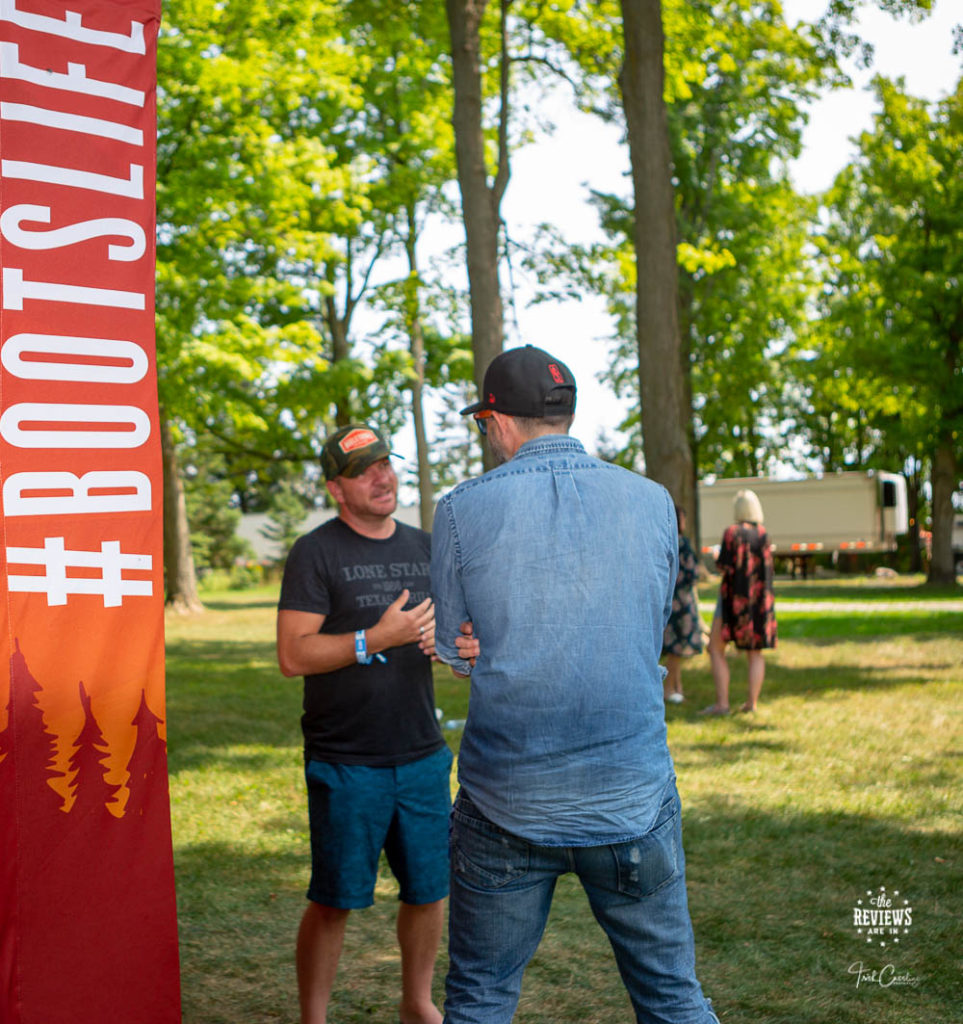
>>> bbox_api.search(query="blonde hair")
[733,489,763,525]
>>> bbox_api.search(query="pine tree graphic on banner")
[0,688,12,779]
[6,639,66,811]
[125,689,167,818]
[67,681,122,818]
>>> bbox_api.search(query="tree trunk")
[446,0,508,469]
[619,0,693,512]
[324,295,354,426]
[905,461,923,575]
[402,211,436,531]
[927,439,958,585]
[410,323,435,531]
[160,414,204,613]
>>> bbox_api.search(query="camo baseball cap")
[320,424,395,480]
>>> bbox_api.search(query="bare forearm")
[279,627,386,677]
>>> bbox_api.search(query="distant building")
[238,505,425,563]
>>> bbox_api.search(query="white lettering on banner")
[0,4,157,611]
[5,537,152,606]
[2,160,144,199]
[0,403,151,448]
[0,0,146,54]
[2,333,148,383]
[2,267,145,310]
[0,102,143,145]
[1,205,146,261]
[0,42,145,106]
[4,471,151,516]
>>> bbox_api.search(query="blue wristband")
[355,629,370,664]
[354,630,385,665]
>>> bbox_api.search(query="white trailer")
[697,471,909,568]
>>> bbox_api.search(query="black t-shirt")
[278,517,444,767]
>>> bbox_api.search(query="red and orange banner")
[0,2,181,1021]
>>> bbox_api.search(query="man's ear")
[490,410,513,435]
[491,410,519,446]
[326,478,343,505]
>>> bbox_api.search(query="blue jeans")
[444,785,719,1024]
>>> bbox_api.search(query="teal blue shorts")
[305,745,452,909]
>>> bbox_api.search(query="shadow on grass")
[166,590,960,1022]
[175,840,307,1024]
[165,637,277,665]
[516,803,960,1024]
[771,581,962,602]
[778,613,963,640]
[166,638,301,774]
[665,662,955,726]
[172,807,960,1024]
[762,661,955,702]
[681,736,791,762]
[199,597,280,613]
[175,838,446,1024]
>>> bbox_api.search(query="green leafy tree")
[442,0,602,470]
[156,0,350,609]
[183,458,254,573]
[339,0,466,526]
[814,75,963,583]
[260,481,312,567]
[530,0,938,535]
[531,2,829,508]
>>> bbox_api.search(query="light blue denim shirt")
[431,434,678,846]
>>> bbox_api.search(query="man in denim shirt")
[431,346,719,1023]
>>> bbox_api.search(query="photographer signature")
[848,962,920,989]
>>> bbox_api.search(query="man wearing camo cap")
[278,424,451,1024]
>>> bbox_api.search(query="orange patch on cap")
[339,428,379,452]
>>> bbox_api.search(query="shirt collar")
[512,434,586,460]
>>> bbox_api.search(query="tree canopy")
[153,0,962,592]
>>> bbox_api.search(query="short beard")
[488,432,510,465]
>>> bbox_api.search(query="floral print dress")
[662,535,704,657]
[716,523,777,650]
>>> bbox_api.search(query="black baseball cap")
[321,424,395,480]
[460,345,577,418]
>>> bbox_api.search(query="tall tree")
[342,0,461,526]
[618,0,693,509]
[533,0,936,521]
[446,0,510,458]
[539,1,825,512]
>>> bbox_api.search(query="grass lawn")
[166,578,962,1023]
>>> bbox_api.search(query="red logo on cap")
[488,392,496,405]
[548,363,565,384]
[339,428,378,453]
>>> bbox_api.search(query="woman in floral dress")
[701,489,777,715]
[662,506,704,703]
